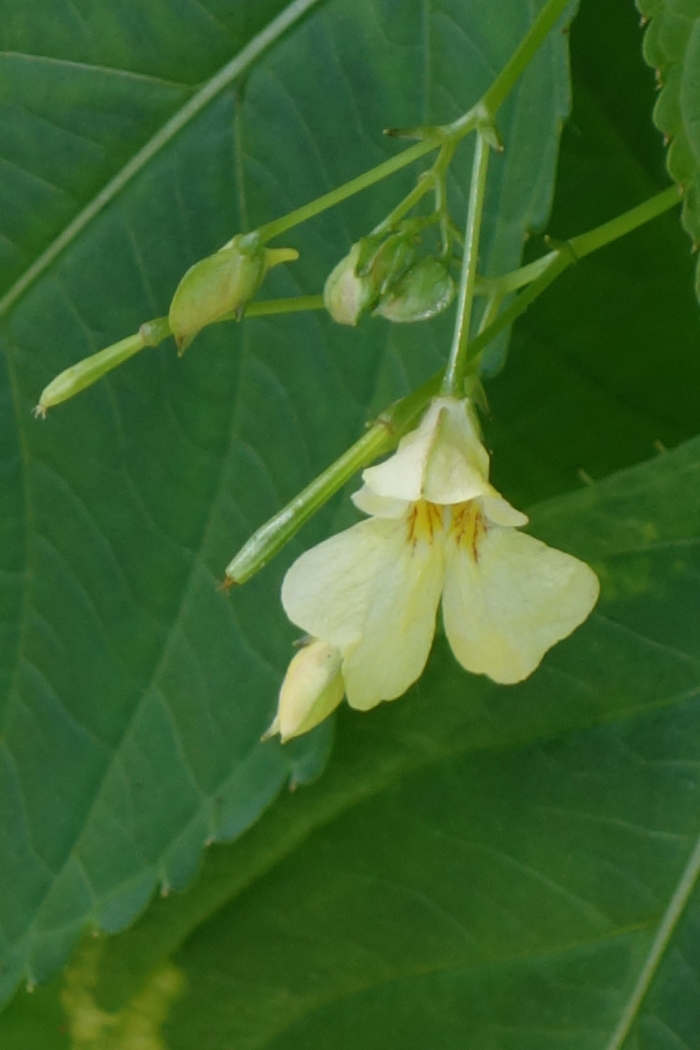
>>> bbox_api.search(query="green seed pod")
[323,234,416,326]
[169,232,298,352]
[373,257,456,323]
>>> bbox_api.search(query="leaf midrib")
[603,831,700,1050]
[0,0,326,321]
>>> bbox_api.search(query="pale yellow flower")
[277,396,599,723]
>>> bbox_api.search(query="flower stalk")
[441,131,492,397]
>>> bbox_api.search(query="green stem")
[441,133,491,396]
[464,185,681,369]
[465,251,570,367]
[570,184,680,258]
[256,138,443,244]
[477,290,504,335]
[244,294,325,318]
[476,250,558,296]
[255,0,575,246]
[481,0,571,117]
[371,142,456,239]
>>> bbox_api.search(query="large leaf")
[160,432,700,1050]
[0,0,576,1006]
[636,0,700,295]
[22,409,700,1050]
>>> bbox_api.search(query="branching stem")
[225,184,681,585]
[255,0,575,245]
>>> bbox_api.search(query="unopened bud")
[374,257,455,323]
[324,235,415,326]
[263,639,345,743]
[169,233,298,352]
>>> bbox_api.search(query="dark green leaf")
[42,421,700,1050]
[0,0,575,1005]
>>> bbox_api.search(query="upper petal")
[422,398,491,504]
[361,399,443,503]
[361,396,491,505]
[282,514,445,711]
[442,526,600,685]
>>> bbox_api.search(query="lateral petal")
[443,526,599,684]
[480,493,529,527]
[282,514,445,710]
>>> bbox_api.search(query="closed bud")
[169,233,298,352]
[374,257,456,323]
[263,639,345,743]
[324,234,415,326]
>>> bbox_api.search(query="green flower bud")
[323,234,416,326]
[323,242,373,327]
[169,232,298,352]
[374,257,456,323]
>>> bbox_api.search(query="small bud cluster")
[324,231,455,327]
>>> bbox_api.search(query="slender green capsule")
[35,332,148,417]
[224,372,442,587]
[225,424,393,586]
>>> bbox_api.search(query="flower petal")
[361,401,442,503]
[480,493,529,527]
[282,514,444,710]
[423,398,491,504]
[443,526,600,684]
[362,396,491,505]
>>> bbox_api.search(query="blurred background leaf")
[0,0,576,1013]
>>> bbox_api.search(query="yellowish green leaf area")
[636,0,700,293]
[0,0,576,1014]
[61,941,183,1050]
